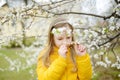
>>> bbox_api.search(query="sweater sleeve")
[76,53,92,80]
[36,56,67,80]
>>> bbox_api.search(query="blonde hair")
[38,18,77,72]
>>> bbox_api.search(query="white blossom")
[118,74,120,77]
[105,56,111,65]
[117,56,120,62]
[91,31,98,37]
[111,62,120,69]
[109,26,115,31]
[93,54,99,59]
[102,28,106,34]
[99,52,104,55]
[51,27,72,36]
[95,61,107,68]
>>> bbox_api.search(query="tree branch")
[52,11,106,18]
[111,38,118,59]
[98,32,120,47]
[114,0,119,4]
[45,11,119,20]
[47,0,75,10]
[38,0,120,20]
[36,0,70,6]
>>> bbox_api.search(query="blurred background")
[0,0,120,80]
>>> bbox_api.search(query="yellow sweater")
[37,47,92,80]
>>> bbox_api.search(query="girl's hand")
[58,45,68,58]
[74,44,86,56]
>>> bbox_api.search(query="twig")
[39,8,120,20]
[114,0,119,4]
[26,17,35,29]
[35,0,69,6]
[27,14,50,18]
[98,32,120,46]
[111,38,118,59]
[47,0,75,10]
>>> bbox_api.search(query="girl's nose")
[63,40,67,44]
[62,38,67,44]
[63,39,70,46]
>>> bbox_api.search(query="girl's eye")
[67,37,71,39]
[58,38,63,40]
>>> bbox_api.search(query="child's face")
[53,26,72,48]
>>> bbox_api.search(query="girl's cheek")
[68,39,72,43]
[58,41,63,46]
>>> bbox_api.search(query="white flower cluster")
[51,27,72,36]
[105,56,111,66]
[95,61,107,68]
[93,54,99,59]
[118,74,120,78]
[111,56,120,69]
[111,62,120,69]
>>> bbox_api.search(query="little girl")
[36,18,92,80]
